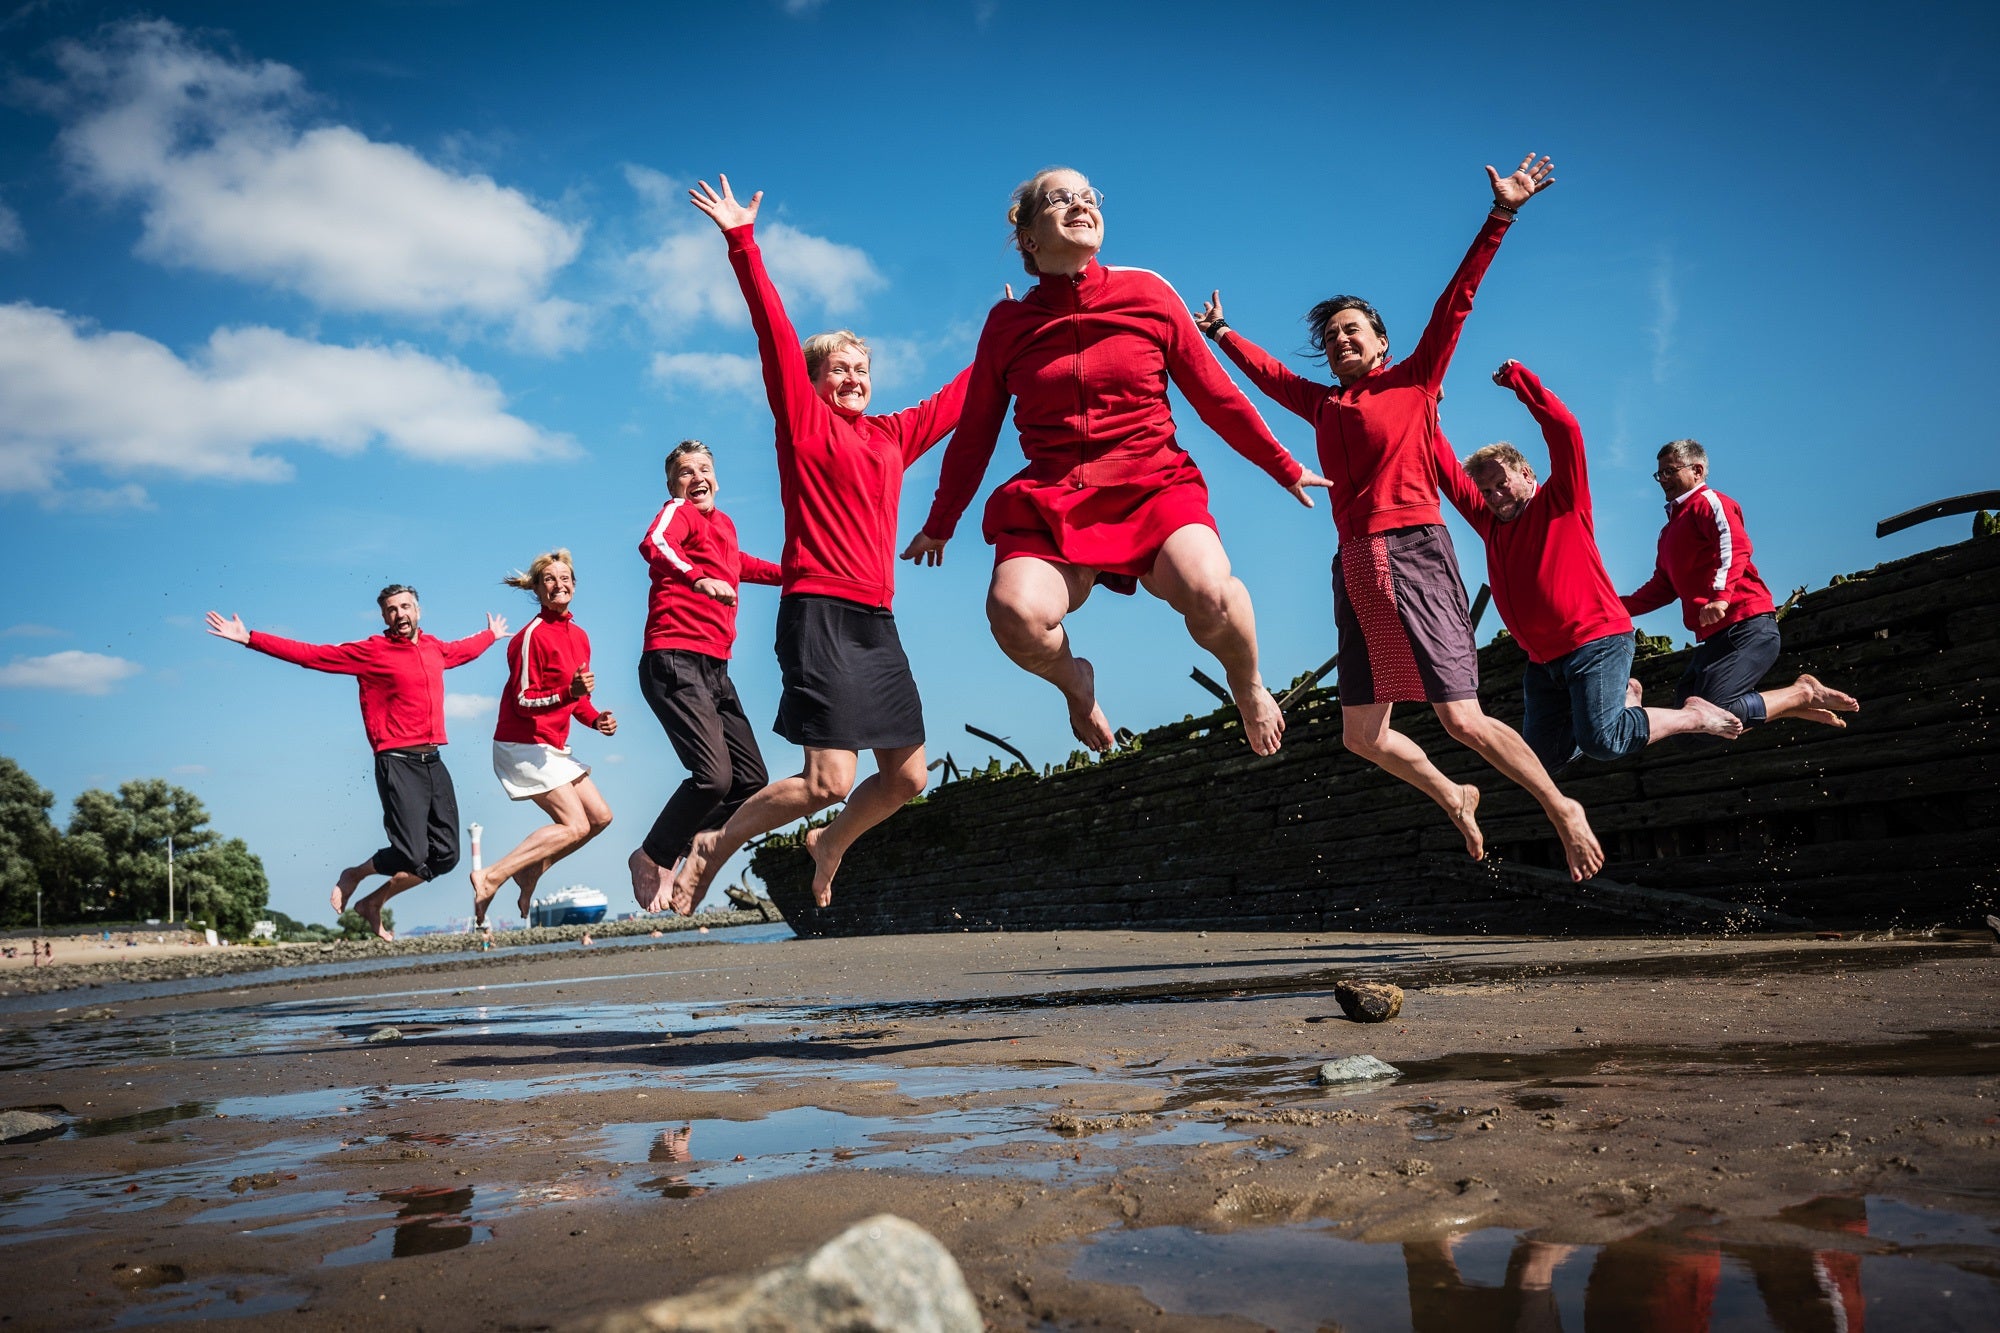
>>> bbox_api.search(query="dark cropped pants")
[370,747,460,881]
[637,649,768,866]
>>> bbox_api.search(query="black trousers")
[637,649,768,865]
[371,747,460,881]
[1674,612,1782,725]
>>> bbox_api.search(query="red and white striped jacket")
[493,610,602,747]
[639,498,782,659]
[1621,482,1776,641]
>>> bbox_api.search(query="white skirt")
[492,740,589,800]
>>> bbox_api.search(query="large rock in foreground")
[584,1214,980,1333]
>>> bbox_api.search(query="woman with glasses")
[1198,154,1604,884]
[670,174,970,915]
[905,167,1328,759]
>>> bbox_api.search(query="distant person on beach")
[628,440,782,912]
[1199,154,1604,882]
[906,166,1329,759]
[670,174,970,914]
[474,549,617,929]
[1621,441,1859,728]
[1433,360,1746,768]
[205,587,505,940]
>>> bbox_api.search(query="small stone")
[366,1027,403,1043]
[78,1007,116,1021]
[0,1110,64,1143]
[1317,1055,1402,1085]
[1396,1158,1432,1177]
[110,1263,186,1291]
[1334,981,1404,1023]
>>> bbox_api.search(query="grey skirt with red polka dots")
[1331,524,1480,705]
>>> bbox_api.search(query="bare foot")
[627,848,659,910]
[468,867,500,927]
[354,897,394,942]
[1550,796,1604,882]
[1796,674,1859,719]
[1232,678,1286,756]
[514,862,543,922]
[1682,696,1745,739]
[1625,677,1643,709]
[1063,657,1115,752]
[803,826,841,908]
[1793,707,1847,728]
[1449,783,1484,861]
[331,865,365,915]
[671,830,721,917]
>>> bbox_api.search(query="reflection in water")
[1077,1196,1997,1331]
[638,1125,710,1199]
[321,1186,488,1267]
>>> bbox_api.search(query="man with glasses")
[205,585,507,940]
[1621,441,1858,728]
[1435,361,1747,772]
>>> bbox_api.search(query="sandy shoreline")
[1,926,1996,1330]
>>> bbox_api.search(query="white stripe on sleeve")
[647,498,697,576]
[1700,489,1731,593]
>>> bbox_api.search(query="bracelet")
[1205,320,1229,341]
[1490,200,1518,218]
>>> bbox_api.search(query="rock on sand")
[583,1214,980,1333]
[1334,980,1404,1023]
[0,1110,64,1143]
[1318,1054,1402,1085]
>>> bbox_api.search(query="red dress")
[922,261,1303,593]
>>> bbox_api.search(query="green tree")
[176,837,270,939]
[0,756,61,928]
[62,779,217,924]
[338,907,394,940]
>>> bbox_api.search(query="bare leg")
[1141,524,1283,756]
[1757,674,1860,728]
[349,872,421,941]
[801,744,927,907]
[471,778,613,926]
[1434,698,1604,881]
[672,749,858,916]
[986,557,1113,751]
[1343,702,1485,861]
[1645,696,1744,741]
[627,848,677,914]
[332,860,374,915]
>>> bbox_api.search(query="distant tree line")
[0,755,272,940]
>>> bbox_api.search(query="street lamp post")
[167,833,175,925]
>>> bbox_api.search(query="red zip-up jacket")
[247,627,495,752]
[493,609,601,747]
[922,260,1303,541]
[1621,483,1776,641]
[640,498,783,658]
[1434,363,1634,664]
[725,224,969,611]
[1217,212,1512,546]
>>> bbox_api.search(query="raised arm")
[691,176,823,453]
[1160,278,1309,498]
[1433,429,1487,530]
[1497,359,1584,512]
[1403,153,1554,391]
[1204,290,1329,426]
[883,364,973,467]
[917,308,1014,547]
[440,619,502,669]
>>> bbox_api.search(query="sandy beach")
[2,925,1996,1330]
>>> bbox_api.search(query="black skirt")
[772,594,925,751]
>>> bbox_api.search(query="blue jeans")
[1522,631,1651,771]
[1674,612,1779,725]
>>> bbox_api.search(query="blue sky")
[1,1,1994,929]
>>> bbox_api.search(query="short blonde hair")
[803,331,868,382]
[1008,166,1078,275]
[502,548,575,593]
[1464,442,1536,482]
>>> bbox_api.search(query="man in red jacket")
[1436,362,1745,769]
[1621,442,1857,728]
[205,586,506,940]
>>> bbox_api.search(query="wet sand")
[2,927,1996,1330]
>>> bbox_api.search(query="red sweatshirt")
[246,627,495,752]
[726,224,969,611]
[1434,363,1634,664]
[640,498,783,658]
[1621,483,1776,640]
[922,260,1303,542]
[1218,212,1512,545]
[493,609,602,746]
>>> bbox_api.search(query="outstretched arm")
[1203,291,1328,426]
[1161,280,1310,497]
[220,616,377,675]
[1495,359,1585,512]
[205,611,250,645]
[694,174,822,455]
[1403,153,1555,391]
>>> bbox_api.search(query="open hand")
[593,711,618,736]
[694,577,737,605]
[204,611,249,645]
[1195,290,1226,336]
[1287,469,1332,509]
[688,174,761,232]
[1486,152,1555,209]
[900,532,948,567]
[487,611,510,639]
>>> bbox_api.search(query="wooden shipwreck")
[750,533,2000,936]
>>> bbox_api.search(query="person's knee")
[1172,574,1233,627]
[885,764,927,803]
[430,846,461,876]
[1438,708,1487,747]
[1342,727,1383,762]
[802,771,853,806]
[587,808,614,836]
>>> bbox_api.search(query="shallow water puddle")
[1073,1195,2000,1332]
[320,1185,502,1266]
[0,1136,338,1232]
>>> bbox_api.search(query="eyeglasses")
[1042,187,1104,210]
[1652,464,1691,480]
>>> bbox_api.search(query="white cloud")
[0,302,573,498]
[0,649,141,694]
[443,692,497,720]
[38,19,582,334]
[0,200,22,253]
[622,166,884,332]
[0,624,62,638]
[649,351,762,398]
